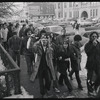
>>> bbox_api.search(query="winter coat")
[20,36,34,56]
[85,40,100,70]
[57,45,70,74]
[30,41,56,82]
[69,43,81,71]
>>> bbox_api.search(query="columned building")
[55,2,100,20]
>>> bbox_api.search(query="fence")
[0,44,21,98]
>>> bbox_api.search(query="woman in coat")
[84,31,100,96]
[57,40,73,93]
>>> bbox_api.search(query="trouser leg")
[75,71,81,85]
[58,73,64,85]
[94,69,100,91]
[63,73,73,91]
[38,71,45,96]
[16,53,20,67]
[44,69,51,91]
[25,55,32,74]
[87,70,94,93]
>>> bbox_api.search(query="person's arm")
[84,42,95,56]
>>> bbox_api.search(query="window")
[58,3,60,9]
[69,2,72,7]
[64,12,67,18]
[90,9,92,17]
[58,12,60,18]
[96,9,98,16]
[69,11,72,17]
[64,3,67,8]
[93,9,95,17]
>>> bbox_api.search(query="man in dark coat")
[69,35,83,90]
[8,31,22,67]
[84,31,100,96]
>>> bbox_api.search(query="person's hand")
[59,56,62,60]
[93,40,97,46]
[64,58,69,61]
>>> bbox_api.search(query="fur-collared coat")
[30,41,56,82]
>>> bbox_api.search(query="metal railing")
[0,44,21,98]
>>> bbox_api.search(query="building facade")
[26,2,55,20]
[54,2,100,20]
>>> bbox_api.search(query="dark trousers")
[87,69,100,93]
[70,70,81,85]
[9,50,20,67]
[59,73,73,91]
[38,68,51,96]
[2,42,8,51]
[25,55,34,74]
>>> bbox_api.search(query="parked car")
[44,25,75,36]
[78,20,93,27]
[85,23,100,31]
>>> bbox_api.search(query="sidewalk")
[20,52,90,98]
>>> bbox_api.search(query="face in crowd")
[90,33,98,42]
[27,30,32,37]
[63,41,68,49]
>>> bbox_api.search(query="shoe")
[88,91,97,97]
[78,85,83,90]
[54,88,60,93]
[46,90,53,98]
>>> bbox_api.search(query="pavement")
[20,52,90,98]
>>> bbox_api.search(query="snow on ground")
[4,86,34,98]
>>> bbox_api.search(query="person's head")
[63,40,69,49]
[89,31,99,42]
[29,24,33,29]
[3,23,7,29]
[40,36,48,47]
[74,35,82,42]
[23,24,26,28]
[24,28,32,37]
[13,31,17,36]
[74,35,82,47]
[40,29,47,38]
[61,28,66,35]
[15,23,20,28]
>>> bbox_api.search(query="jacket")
[30,41,56,82]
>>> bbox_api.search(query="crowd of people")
[0,21,100,98]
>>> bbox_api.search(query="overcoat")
[84,40,100,70]
[30,41,56,82]
[69,43,81,71]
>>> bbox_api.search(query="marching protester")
[28,31,57,98]
[57,40,73,93]
[69,35,83,90]
[19,24,27,39]
[84,31,100,96]
[20,28,35,75]
[7,23,14,42]
[8,31,22,67]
